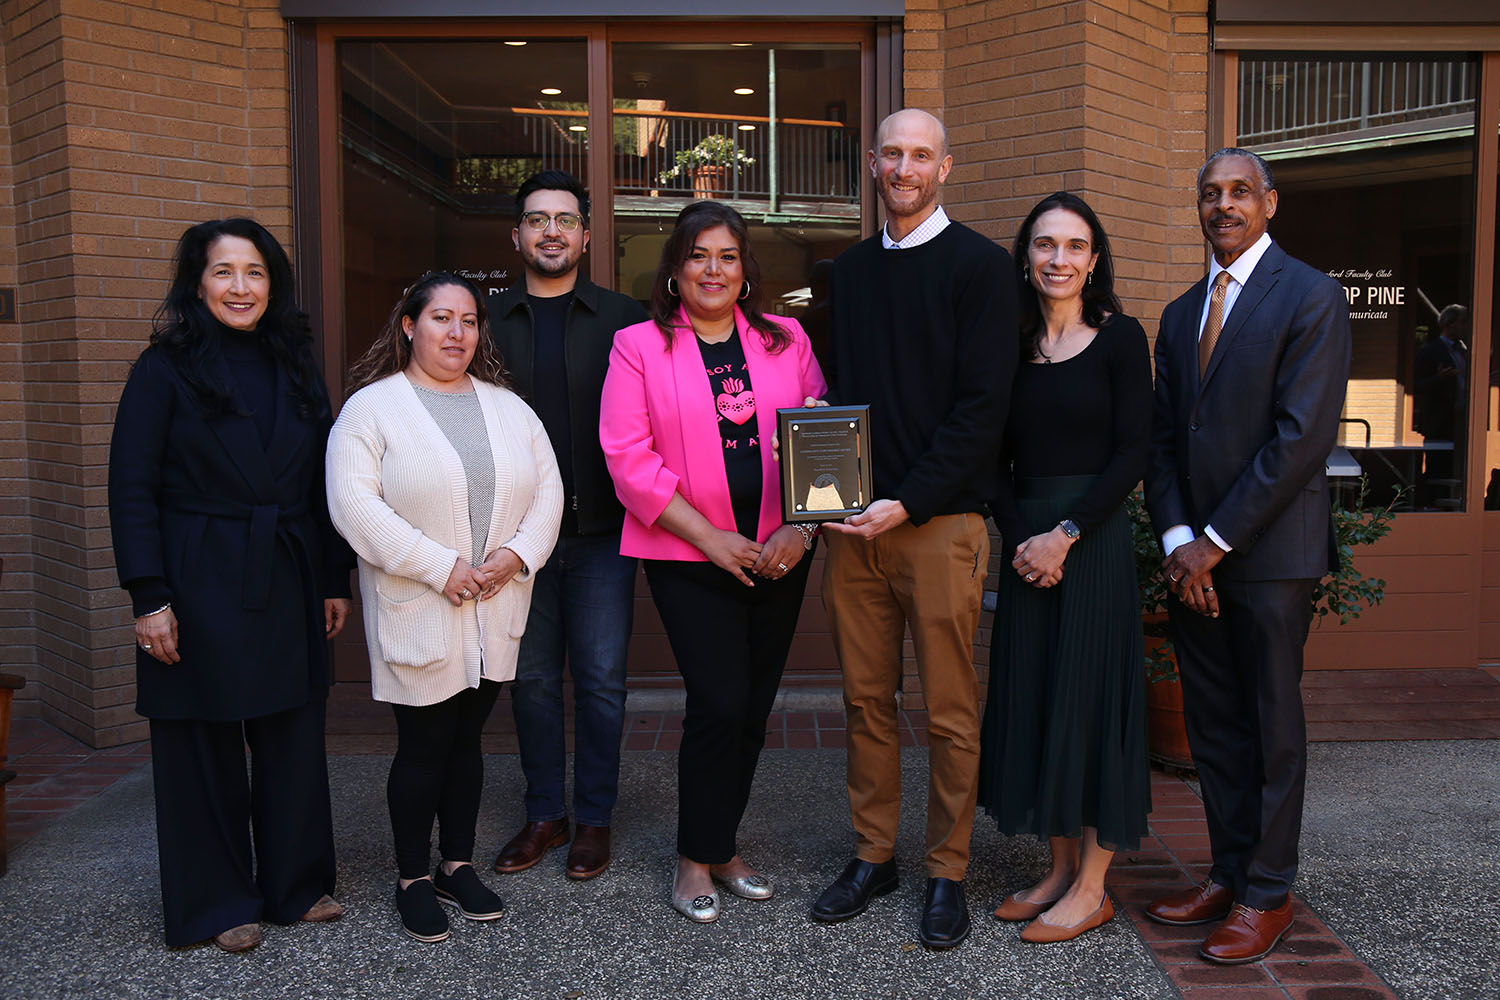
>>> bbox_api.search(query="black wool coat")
[108,345,353,721]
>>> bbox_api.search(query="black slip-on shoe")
[810,858,899,923]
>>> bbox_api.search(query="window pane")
[339,39,589,366]
[610,41,863,371]
[1240,52,1478,511]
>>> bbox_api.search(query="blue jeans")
[510,533,636,827]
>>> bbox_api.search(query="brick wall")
[0,0,294,746]
[0,7,22,708]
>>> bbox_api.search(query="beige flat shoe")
[213,922,262,953]
[993,890,1063,922]
[1020,894,1115,943]
[301,894,344,922]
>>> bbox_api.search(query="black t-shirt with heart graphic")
[697,329,762,540]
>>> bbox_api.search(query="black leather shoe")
[809,858,899,923]
[918,877,971,950]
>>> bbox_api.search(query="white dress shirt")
[1161,231,1275,558]
[881,205,950,250]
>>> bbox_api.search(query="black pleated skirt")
[978,475,1151,850]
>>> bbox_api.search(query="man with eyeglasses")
[488,170,648,882]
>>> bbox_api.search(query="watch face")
[1060,519,1081,539]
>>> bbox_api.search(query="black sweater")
[990,313,1153,553]
[826,222,1018,524]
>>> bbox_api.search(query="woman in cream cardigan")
[327,272,562,943]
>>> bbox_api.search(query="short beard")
[523,249,579,278]
[878,181,935,220]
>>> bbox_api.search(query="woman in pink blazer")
[600,201,827,924]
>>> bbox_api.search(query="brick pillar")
[897,0,1210,707]
[0,0,293,747]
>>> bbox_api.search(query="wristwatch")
[1057,518,1082,540]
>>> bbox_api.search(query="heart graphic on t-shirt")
[715,377,756,424]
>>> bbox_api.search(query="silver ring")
[460,588,473,599]
[141,642,153,651]
[1026,573,1036,581]
[1170,574,1182,584]
[777,562,788,572]
[1204,585,1215,593]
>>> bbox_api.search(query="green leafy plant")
[1312,475,1404,624]
[1126,476,1403,683]
[657,133,755,184]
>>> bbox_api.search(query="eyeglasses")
[520,211,583,233]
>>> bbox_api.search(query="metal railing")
[342,102,861,209]
[1238,55,1475,147]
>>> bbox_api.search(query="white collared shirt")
[882,205,950,250]
[1197,231,1272,340]
[1162,231,1275,558]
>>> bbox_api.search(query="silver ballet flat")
[670,888,720,923]
[712,870,775,900]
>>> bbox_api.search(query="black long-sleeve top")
[825,222,1018,524]
[990,313,1152,554]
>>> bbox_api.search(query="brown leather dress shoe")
[565,824,611,880]
[493,817,571,874]
[1145,877,1234,926]
[1199,899,1294,964]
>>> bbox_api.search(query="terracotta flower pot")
[691,165,724,199]
[1144,620,1195,774]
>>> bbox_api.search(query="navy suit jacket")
[1145,241,1352,581]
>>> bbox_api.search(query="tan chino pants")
[822,512,988,881]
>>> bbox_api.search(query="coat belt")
[162,489,311,611]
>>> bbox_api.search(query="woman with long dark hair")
[108,218,353,952]
[600,201,826,923]
[978,192,1153,943]
[327,271,562,943]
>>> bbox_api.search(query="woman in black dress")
[978,192,1152,943]
[108,218,353,952]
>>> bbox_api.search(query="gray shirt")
[412,384,494,566]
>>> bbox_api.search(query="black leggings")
[388,680,501,879]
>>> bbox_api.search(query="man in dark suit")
[1144,148,1351,965]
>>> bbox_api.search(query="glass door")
[609,41,865,371]
[338,37,590,365]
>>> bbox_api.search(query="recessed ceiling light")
[734,88,755,96]
[568,125,587,132]
[737,124,757,131]
[504,40,527,46]
[540,88,562,95]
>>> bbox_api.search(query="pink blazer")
[600,307,828,561]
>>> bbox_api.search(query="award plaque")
[778,405,872,524]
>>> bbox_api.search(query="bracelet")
[137,602,171,619]
[792,523,818,550]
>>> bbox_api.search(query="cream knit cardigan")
[326,373,563,707]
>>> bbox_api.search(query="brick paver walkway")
[4,710,1406,1000]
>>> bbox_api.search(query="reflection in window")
[338,39,588,368]
[1239,52,1478,511]
[611,42,863,374]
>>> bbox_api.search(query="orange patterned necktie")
[1199,271,1232,378]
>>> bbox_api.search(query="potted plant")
[1127,477,1403,773]
[658,133,755,199]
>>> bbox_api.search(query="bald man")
[810,109,1018,949]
